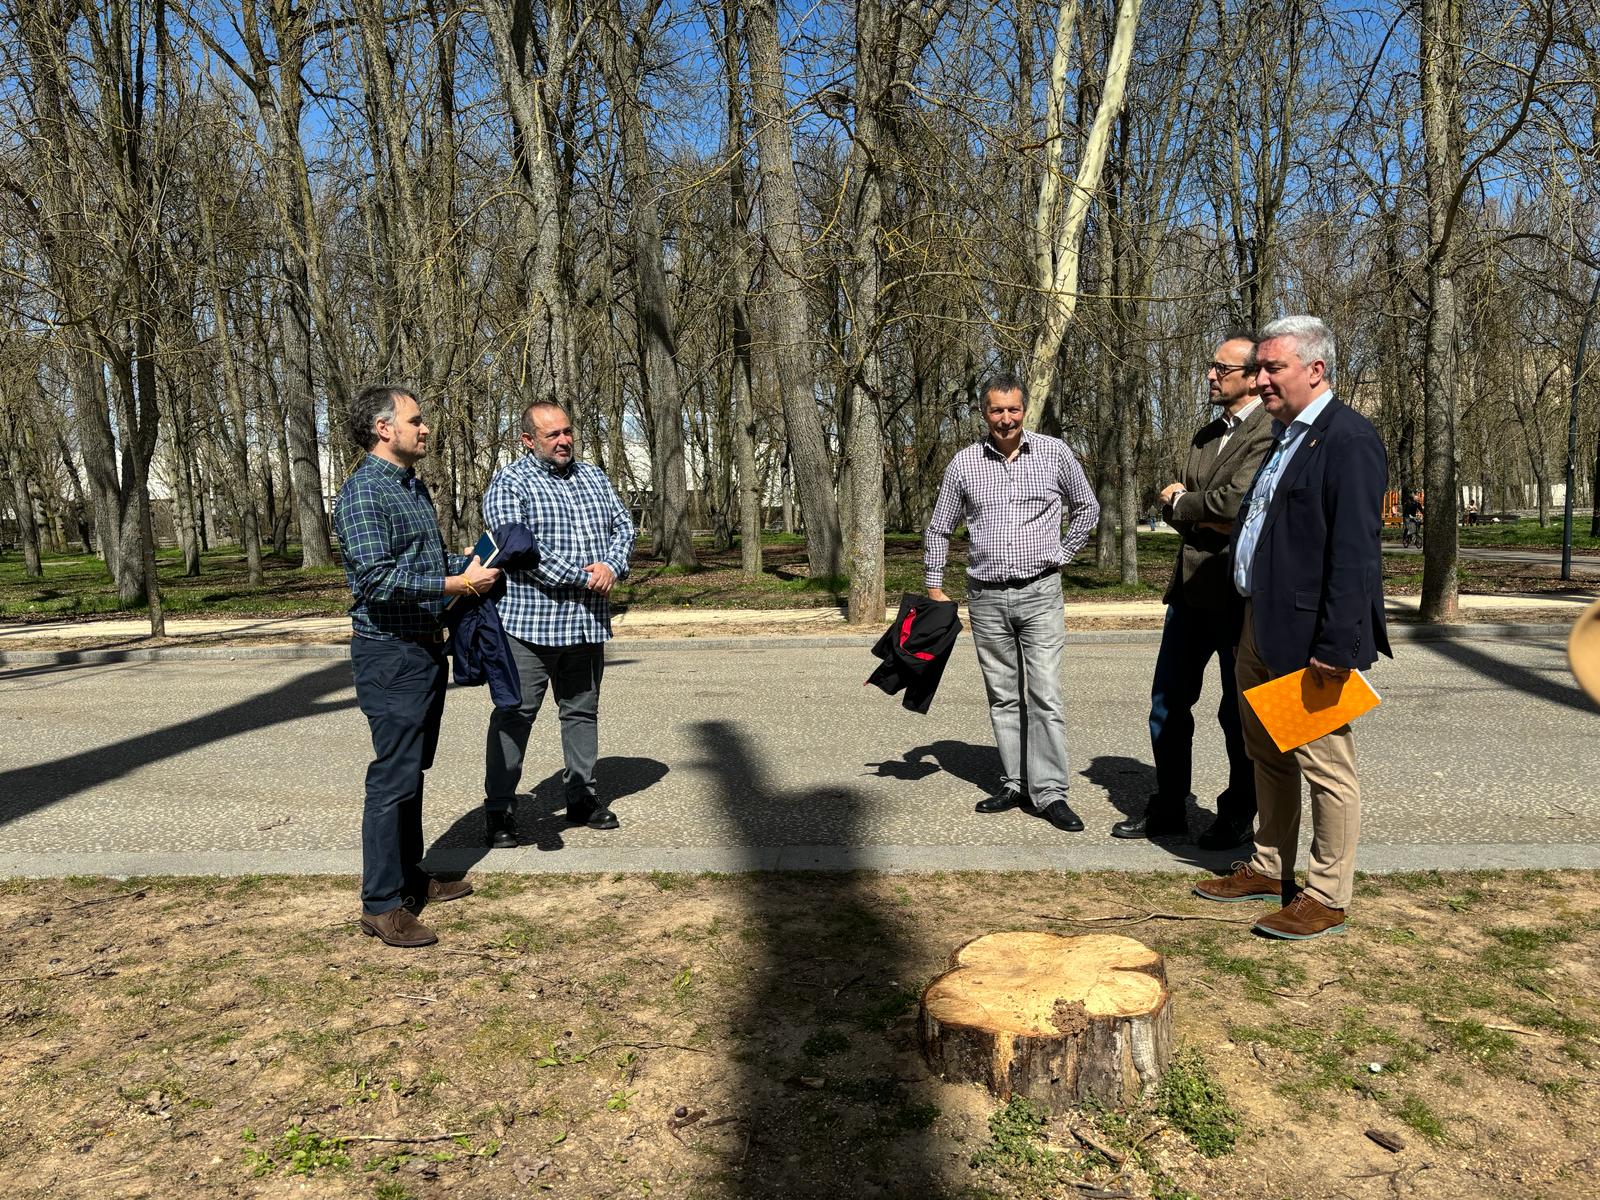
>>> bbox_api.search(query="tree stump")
[920,931,1172,1109]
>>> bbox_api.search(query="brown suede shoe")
[360,907,438,947]
[1193,862,1282,903]
[1254,893,1346,940]
[424,876,473,904]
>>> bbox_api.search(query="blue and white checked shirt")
[924,431,1100,589]
[333,454,467,640]
[1234,390,1334,596]
[483,453,635,646]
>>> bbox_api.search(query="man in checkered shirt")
[925,373,1100,833]
[481,400,636,846]
[335,386,500,948]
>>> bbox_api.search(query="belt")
[979,567,1057,589]
[396,628,447,646]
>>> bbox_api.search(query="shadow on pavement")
[865,738,998,796]
[1412,635,1591,713]
[0,662,357,829]
[697,718,947,1197]
[427,755,669,866]
[1081,754,1238,872]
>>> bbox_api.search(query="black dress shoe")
[565,796,598,826]
[1110,813,1188,840]
[485,810,519,849]
[974,789,1026,814]
[586,807,620,830]
[1040,799,1084,832]
[1196,814,1255,851]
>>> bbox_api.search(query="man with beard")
[1113,333,1273,848]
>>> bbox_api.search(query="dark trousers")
[484,638,605,813]
[351,635,446,915]
[1148,600,1256,821]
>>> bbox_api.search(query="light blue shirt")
[1233,390,1334,596]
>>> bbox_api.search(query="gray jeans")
[966,572,1070,804]
[484,636,605,812]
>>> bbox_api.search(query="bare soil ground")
[2,870,1596,1200]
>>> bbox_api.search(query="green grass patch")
[1394,1095,1448,1142]
[1154,1049,1239,1157]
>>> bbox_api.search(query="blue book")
[470,528,500,567]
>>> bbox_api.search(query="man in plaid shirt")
[335,386,500,947]
[481,400,636,845]
[925,373,1100,833]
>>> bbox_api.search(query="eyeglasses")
[1209,362,1252,377]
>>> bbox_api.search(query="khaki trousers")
[1235,601,1362,909]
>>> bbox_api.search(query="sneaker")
[1254,892,1347,940]
[1193,862,1281,903]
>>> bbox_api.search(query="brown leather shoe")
[1254,892,1346,940]
[1193,862,1282,903]
[360,907,438,947]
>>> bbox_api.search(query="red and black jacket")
[865,593,963,714]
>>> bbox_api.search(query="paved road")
[1,635,1595,878]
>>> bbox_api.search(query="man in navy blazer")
[1194,316,1390,940]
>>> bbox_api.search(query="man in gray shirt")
[925,373,1101,832]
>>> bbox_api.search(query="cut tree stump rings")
[920,931,1172,1109]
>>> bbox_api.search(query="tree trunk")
[921,932,1172,1109]
[1419,0,1462,622]
[1025,0,1142,430]
[746,0,842,579]
[723,0,762,578]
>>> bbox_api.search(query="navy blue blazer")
[446,523,541,707]
[1232,395,1392,676]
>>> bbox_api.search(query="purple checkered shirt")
[924,431,1100,589]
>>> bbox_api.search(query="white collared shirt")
[1233,390,1334,596]
[1216,398,1263,454]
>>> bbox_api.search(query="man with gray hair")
[925,373,1100,832]
[1193,316,1390,939]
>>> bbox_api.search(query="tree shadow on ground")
[1411,635,1592,713]
[427,755,668,867]
[0,662,357,829]
[696,718,952,1198]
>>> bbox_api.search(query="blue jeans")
[484,637,605,813]
[1147,600,1255,821]
[350,636,447,915]
[967,573,1069,804]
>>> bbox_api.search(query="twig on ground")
[1271,976,1344,999]
[1070,1126,1126,1165]
[440,948,520,961]
[396,993,437,1004]
[354,1020,415,1036]
[68,889,146,910]
[0,963,100,984]
[584,1040,710,1058]
[340,1131,468,1143]
[1424,1014,1542,1037]
[832,973,866,998]
[1035,911,1254,928]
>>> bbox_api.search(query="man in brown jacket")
[1112,332,1274,848]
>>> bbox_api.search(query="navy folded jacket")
[445,523,541,708]
[865,593,962,714]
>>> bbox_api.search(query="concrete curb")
[0,842,1593,880]
[0,622,1571,666]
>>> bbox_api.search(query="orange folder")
[1242,668,1381,753]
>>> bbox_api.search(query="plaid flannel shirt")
[483,453,635,646]
[924,431,1100,589]
[333,454,468,640]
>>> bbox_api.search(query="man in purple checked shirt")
[925,373,1100,832]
